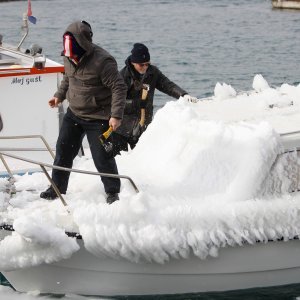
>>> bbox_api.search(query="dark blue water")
[1,0,300,299]
[119,284,300,300]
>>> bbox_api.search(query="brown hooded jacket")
[54,21,126,121]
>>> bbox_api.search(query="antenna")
[16,13,29,51]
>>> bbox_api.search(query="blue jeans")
[51,108,120,194]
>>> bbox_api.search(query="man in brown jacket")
[40,21,127,204]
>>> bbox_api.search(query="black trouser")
[51,108,120,194]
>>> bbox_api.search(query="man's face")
[132,62,150,75]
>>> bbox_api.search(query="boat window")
[0,53,20,66]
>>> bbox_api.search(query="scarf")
[63,34,85,64]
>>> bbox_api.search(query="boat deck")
[0,46,64,76]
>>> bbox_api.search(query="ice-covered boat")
[2,4,300,298]
[1,133,300,295]
[272,0,300,9]
[0,125,300,296]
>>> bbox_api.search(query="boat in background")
[272,0,300,9]
[0,12,64,175]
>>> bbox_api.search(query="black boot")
[40,187,59,200]
[106,193,119,204]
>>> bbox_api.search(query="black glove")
[129,123,146,148]
[132,123,142,138]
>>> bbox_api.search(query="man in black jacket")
[114,43,197,153]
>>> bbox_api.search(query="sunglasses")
[137,62,150,67]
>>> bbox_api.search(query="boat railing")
[279,130,300,152]
[0,131,299,206]
[0,134,139,206]
[0,151,139,207]
[280,130,300,137]
[0,135,55,178]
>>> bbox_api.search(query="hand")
[183,94,199,103]
[109,117,121,131]
[48,97,60,108]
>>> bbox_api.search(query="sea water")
[1,0,300,299]
[1,0,300,102]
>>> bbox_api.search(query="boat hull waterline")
[2,239,300,296]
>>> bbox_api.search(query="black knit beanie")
[130,43,150,63]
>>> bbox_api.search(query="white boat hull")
[272,0,300,9]
[2,239,300,296]
[0,45,64,174]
